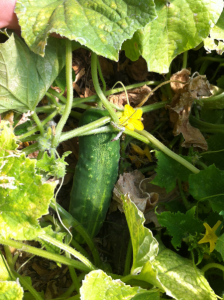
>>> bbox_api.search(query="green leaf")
[215,233,224,260]
[0,281,23,300]
[0,33,65,113]
[122,0,223,73]
[151,151,192,193]
[80,270,159,300]
[189,165,224,212]
[122,194,158,275]
[0,121,57,240]
[36,151,71,178]
[138,246,216,299]
[152,248,216,300]
[156,207,204,249]
[204,37,224,55]
[201,133,224,170]
[15,0,157,60]
[210,10,224,40]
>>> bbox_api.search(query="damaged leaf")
[169,70,211,150]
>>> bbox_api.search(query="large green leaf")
[150,248,216,300]
[0,281,23,300]
[15,0,157,60]
[80,270,160,300]
[122,0,223,73]
[122,194,158,275]
[0,33,65,113]
[0,121,56,240]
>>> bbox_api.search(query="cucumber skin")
[69,108,120,240]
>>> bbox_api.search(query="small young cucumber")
[69,108,120,241]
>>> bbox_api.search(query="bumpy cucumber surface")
[69,108,120,240]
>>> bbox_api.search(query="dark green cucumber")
[69,108,120,241]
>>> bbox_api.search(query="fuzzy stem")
[59,116,111,143]
[65,236,81,293]
[91,52,119,123]
[52,39,73,148]
[97,58,106,93]
[32,111,45,135]
[18,110,58,140]
[0,237,90,272]
[137,130,200,174]
[39,234,96,271]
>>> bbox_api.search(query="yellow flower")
[119,105,144,131]
[198,220,222,252]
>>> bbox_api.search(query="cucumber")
[69,108,120,241]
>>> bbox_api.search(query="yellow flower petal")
[133,108,143,120]
[130,118,144,131]
[124,104,135,116]
[198,221,222,253]
[125,122,135,131]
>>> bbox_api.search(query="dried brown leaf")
[169,71,210,150]
[109,85,151,108]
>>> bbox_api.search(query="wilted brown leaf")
[98,56,114,77]
[111,171,179,227]
[169,70,211,150]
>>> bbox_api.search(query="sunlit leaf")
[0,121,56,240]
[80,270,160,300]
[123,0,223,73]
[0,281,23,300]
[122,194,158,274]
[15,0,157,60]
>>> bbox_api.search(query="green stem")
[177,179,191,209]
[59,116,111,143]
[97,58,106,93]
[71,239,90,260]
[201,263,224,274]
[18,110,58,140]
[91,52,119,123]
[138,164,156,174]
[39,233,96,271]
[4,245,43,300]
[48,87,67,104]
[32,112,45,135]
[197,91,224,109]
[137,130,200,174]
[182,51,188,69]
[65,236,81,293]
[123,239,132,276]
[52,39,73,148]
[195,160,207,170]
[50,201,101,268]
[46,91,63,107]
[141,101,168,113]
[0,237,90,272]
[190,115,224,133]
